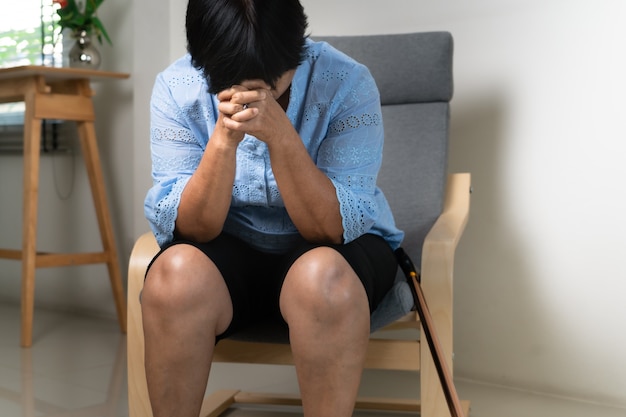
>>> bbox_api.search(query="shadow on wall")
[449,89,626,407]
[447,94,560,392]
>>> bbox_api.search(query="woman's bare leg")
[141,244,233,417]
[279,247,370,417]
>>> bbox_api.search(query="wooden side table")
[0,65,129,347]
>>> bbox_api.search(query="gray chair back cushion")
[318,33,454,330]
[230,32,454,341]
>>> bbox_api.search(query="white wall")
[305,0,626,407]
[0,0,624,409]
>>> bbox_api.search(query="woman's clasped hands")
[216,73,296,147]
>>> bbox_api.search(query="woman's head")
[186,0,308,94]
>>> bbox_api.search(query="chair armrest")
[420,172,471,366]
[421,171,471,301]
[129,231,161,283]
[424,172,471,251]
[127,230,159,348]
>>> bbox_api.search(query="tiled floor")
[0,301,624,417]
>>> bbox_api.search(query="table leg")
[76,120,127,333]
[20,101,42,348]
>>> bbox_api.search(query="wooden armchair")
[128,32,471,417]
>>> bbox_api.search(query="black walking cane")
[395,247,465,417]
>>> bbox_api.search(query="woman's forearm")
[268,128,344,244]
[175,122,241,242]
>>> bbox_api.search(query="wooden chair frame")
[127,172,471,417]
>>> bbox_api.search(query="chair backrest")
[316,32,454,267]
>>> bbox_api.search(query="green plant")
[53,0,112,45]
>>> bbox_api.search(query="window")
[0,0,61,68]
[0,0,62,129]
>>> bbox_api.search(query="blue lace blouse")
[144,38,404,253]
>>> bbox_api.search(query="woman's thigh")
[144,233,398,338]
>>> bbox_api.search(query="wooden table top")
[0,65,130,82]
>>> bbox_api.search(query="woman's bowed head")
[186,0,308,94]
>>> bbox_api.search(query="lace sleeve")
[329,173,380,244]
[143,70,207,246]
[144,175,191,246]
[317,68,385,244]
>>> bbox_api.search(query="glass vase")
[67,30,101,70]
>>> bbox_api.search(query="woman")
[142,1,404,416]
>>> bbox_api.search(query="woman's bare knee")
[142,244,233,333]
[279,247,368,324]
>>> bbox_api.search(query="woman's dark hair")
[186,0,308,94]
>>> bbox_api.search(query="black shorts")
[146,233,398,340]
